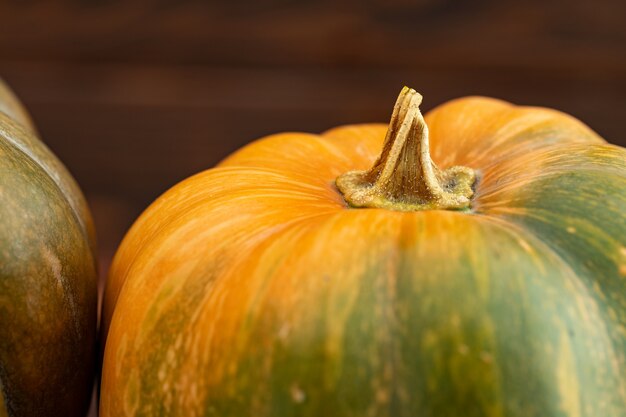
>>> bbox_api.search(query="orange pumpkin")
[101,87,626,416]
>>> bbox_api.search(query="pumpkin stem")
[336,87,476,211]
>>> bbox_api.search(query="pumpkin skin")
[0,79,98,417]
[101,92,626,416]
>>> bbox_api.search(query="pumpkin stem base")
[336,87,476,211]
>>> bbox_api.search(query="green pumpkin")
[0,79,98,417]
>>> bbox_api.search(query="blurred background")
[1,0,624,278]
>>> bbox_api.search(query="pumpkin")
[101,87,626,416]
[0,79,98,417]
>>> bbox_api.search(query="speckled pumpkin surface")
[102,88,626,417]
[0,79,97,417]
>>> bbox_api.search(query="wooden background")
[0,0,624,414]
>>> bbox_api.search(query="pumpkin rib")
[0,129,95,339]
[103,166,346,339]
[218,132,365,178]
[0,112,96,253]
[471,106,604,159]
[426,97,604,170]
[474,212,626,399]
[474,143,626,207]
[107,166,344,264]
[473,212,597,298]
[479,170,626,375]
[320,124,388,167]
[105,166,340,253]
[470,213,626,412]
[479,160,626,350]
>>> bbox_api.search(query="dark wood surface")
[0,1,624,415]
